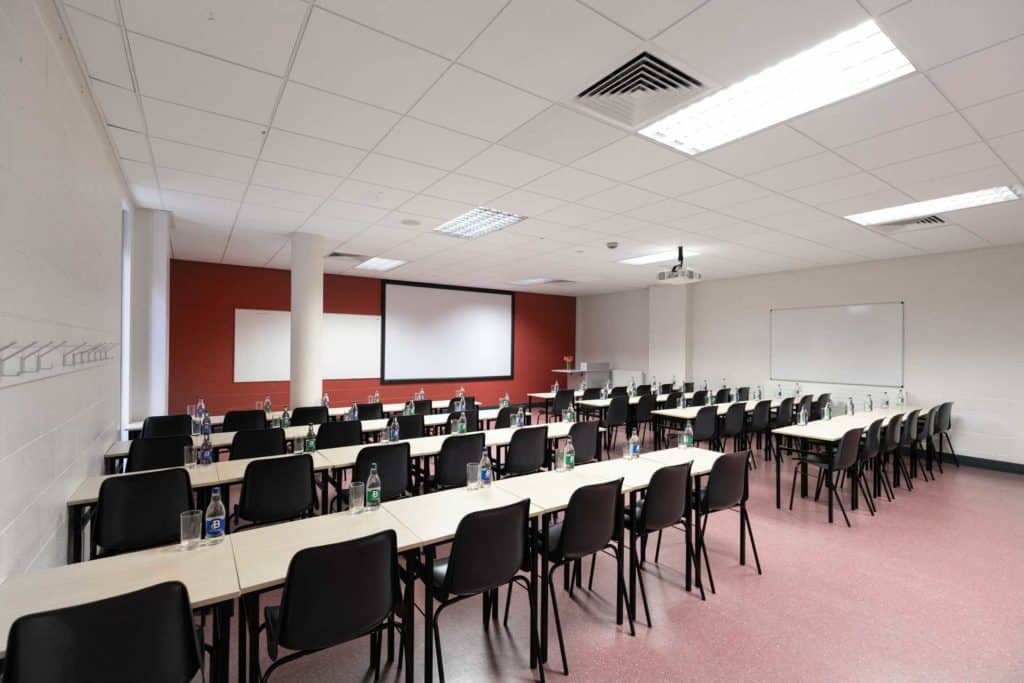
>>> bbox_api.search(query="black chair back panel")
[776,397,794,426]
[811,394,831,421]
[683,382,695,393]
[444,500,530,596]
[447,410,479,434]
[883,413,903,452]
[355,443,411,501]
[641,462,692,532]
[291,405,328,426]
[222,410,267,433]
[494,406,512,429]
[4,581,200,683]
[634,394,655,422]
[635,384,651,396]
[736,387,750,401]
[610,386,627,397]
[569,421,600,464]
[900,409,921,447]
[435,433,485,489]
[126,435,192,473]
[659,383,675,394]
[714,388,731,404]
[797,395,813,419]
[604,396,628,428]
[581,388,602,400]
[834,428,863,470]
[860,419,883,462]
[692,406,718,443]
[95,469,193,555]
[239,454,315,525]
[230,428,287,460]
[413,399,433,415]
[316,420,362,449]
[938,402,953,432]
[552,389,576,415]
[921,407,939,443]
[749,400,772,432]
[721,402,746,438]
[278,530,400,652]
[560,479,623,560]
[702,452,748,512]
[141,414,191,439]
[357,403,384,420]
[689,390,707,406]
[505,426,547,475]
[448,396,476,412]
[397,414,425,439]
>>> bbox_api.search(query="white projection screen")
[770,302,904,387]
[382,282,513,382]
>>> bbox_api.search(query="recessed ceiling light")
[434,207,525,239]
[845,186,1021,226]
[400,218,421,227]
[355,257,406,272]
[511,277,556,285]
[639,20,914,154]
[620,248,700,266]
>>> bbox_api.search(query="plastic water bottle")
[366,463,381,510]
[281,406,291,428]
[600,385,608,399]
[204,487,226,543]
[388,416,400,442]
[628,377,636,396]
[418,387,426,400]
[502,392,510,408]
[897,388,905,407]
[882,391,890,409]
[457,413,467,434]
[303,424,316,452]
[458,385,465,398]
[191,412,200,436]
[706,391,713,406]
[405,400,414,416]
[580,379,587,392]
[629,431,640,457]
[562,439,575,471]
[515,406,525,427]
[197,397,207,417]
[553,380,560,393]
[263,396,272,414]
[373,389,380,404]
[201,412,212,438]
[672,374,678,387]
[703,379,708,392]
[199,433,213,466]
[755,385,763,400]
[479,449,492,488]
[457,396,467,412]
[682,423,694,448]
[824,400,833,420]
[564,404,575,423]
[847,397,855,416]
[730,387,737,403]
[799,403,809,425]
[776,384,783,398]
[350,402,359,421]
[865,394,874,412]
[795,382,802,397]
[678,395,686,409]
[650,377,657,394]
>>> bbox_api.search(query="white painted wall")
[576,289,649,379]
[648,285,691,384]
[127,208,170,423]
[0,0,128,578]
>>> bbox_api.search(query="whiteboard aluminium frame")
[379,280,516,384]
[768,300,905,388]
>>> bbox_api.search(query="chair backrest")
[721,402,746,437]
[683,382,695,392]
[4,581,201,683]
[230,427,286,460]
[937,402,953,432]
[355,443,411,501]
[238,454,315,525]
[94,469,193,555]
[883,413,902,453]
[222,409,268,433]
[443,500,530,596]
[640,462,692,532]
[494,406,512,429]
[605,395,628,427]
[702,452,748,512]
[552,389,576,414]
[776,397,794,425]
[315,420,362,450]
[714,388,731,404]
[434,433,486,489]
[126,435,193,473]
[834,428,863,470]
[448,396,476,412]
[736,387,750,401]
[559,479,623,560]
[797,395,813,420]
[692,405,718,442]
[689,389,707,406]
[291,405,328,426]
[749,400,772,432]
[900,409,920,447]
[921,406,939,443]
[397,414,424,439]
[569,421,600,464]
[141,414,191,439]
[811,393,831,421]
[860,419,883,462]
[276,531,400,653]
[659,383,675,394]
[634,393,655,422]
[447,410,479,434]
[504,426,547,475]
[635,384,651,396]
[610,386,627,397]
[413,399,433,415]
[666,390,682,406]
[356,402,384,420]
[581,388,601,400]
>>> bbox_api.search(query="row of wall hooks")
[0,340,118,378]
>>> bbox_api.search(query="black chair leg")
[829,475,851,527]
[654,529,662,564]
[944,433,960,467]
[788,463,800,510]
[631,545,652,628]
[547,572,569,675]
[742,508,762,575]
[433,615,445,682]
[587,555,596,590]
[503,583,513,627]
[699,515,716,595]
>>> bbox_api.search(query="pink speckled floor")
[205,432,1024,682]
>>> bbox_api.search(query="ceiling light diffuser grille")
[434,207,525,239]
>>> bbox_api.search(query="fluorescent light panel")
[640,20,914,154]
[511,277,556,285]
[620,248,699,266]
[434,207,525,239]
[355,257,406,271]
[845,186,1021,226]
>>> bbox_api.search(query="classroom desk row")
[650,398,786,450]
[13,446,724,683]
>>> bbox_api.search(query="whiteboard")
[770,303,903,387]
[234,309,380,382]
[382,283,513,382]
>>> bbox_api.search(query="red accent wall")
[168,260,576,414]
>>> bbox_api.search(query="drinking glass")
[180,510,202,550]
[466,462,481,489]
[622,443,634,461]
[271,417,281,428]
[183,445,197,468]
[349,481,365,514]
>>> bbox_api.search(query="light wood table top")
[652,398,784,420]
[105,424,320,459]
[123,406,352,433]
[230,509,421,593]
[527,390,584,400]
[772,407,919,442]
[68,464,222,507]
[577,393,677,408]
[383,486,539,546]
[639,447,722,476]
[0,538,239,658]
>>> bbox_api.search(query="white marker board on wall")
[770,302,903,387]
[233,309,380,382]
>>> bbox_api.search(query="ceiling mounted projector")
[656,246,702,285]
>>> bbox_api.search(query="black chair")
[790,427,862,526]
[689,389,707,407]
[126,434,193,472]
[633,394,656,446]
[691,405,719,450]
[569,421,600,464]
[291,405,328,426]
[430,433,485,491]
[93,468,193,558]
[659,383,675,394]
[936,402,959,467]
[141,414,192,438]
[635,384,651,396]
[446,409,479,434]
[770,397,795,462]
[258,531,406,682]
[223,409,267,433]
[811,393,832,421]
[719,402,747,453]
[601,395,628,452]
[544,479,632,675]
[610,386,627,397]
[624,462,704,624]
[896,408,922,489]
[494,406,512,429]
[695,452,761,594]
[230,427,287,460]
[746,400,774,468]
[736,387,750,401]
[234,454,315,530]
[795,395,813,423]
[357,403,384,420]
[315,420,362,449]
[501,426,547,476]
[714,388,730,404]
[429,500,538,682]
[916,407,941,477]
[352,443,412,503]
[413,399,433,415]
[879,413,904,497]
[397,414,424,439]
[447,396,476,413]
[3,581,201,683]
[552,389,576,422]
[855,418,886,515]
[683,382,694,392]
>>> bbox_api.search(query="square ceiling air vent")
[575,51,707,129]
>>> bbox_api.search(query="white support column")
[290,232,324,407]
[127,208,171,422]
